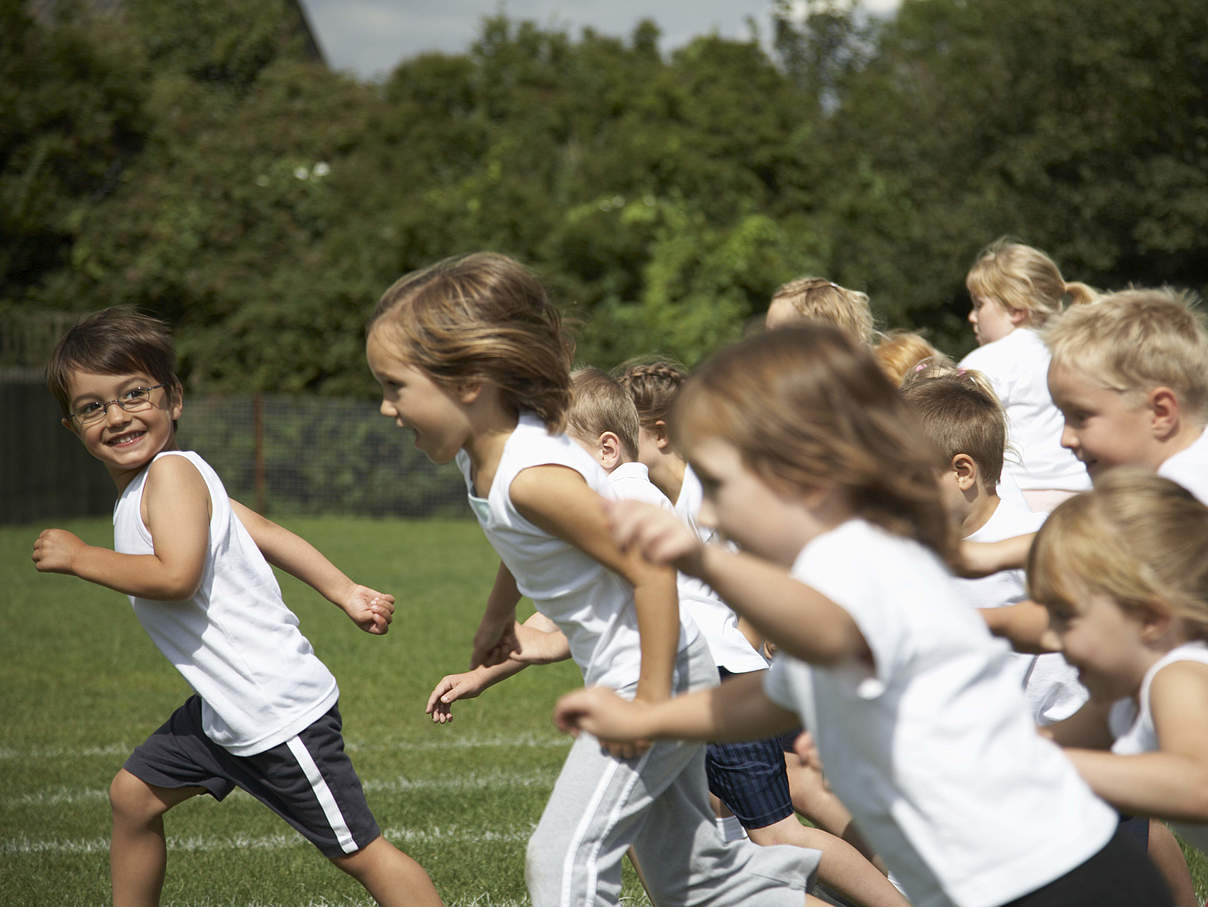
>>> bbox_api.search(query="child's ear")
[1147,386,1180,440]
[168,380,184,422]
[951,453,979,491]
[598,431,622,471]
[653,419,671,451]
[1138,599,1174,644]
[1008,307,1030,326]
[456,379,484,404]
[60,416,80,438]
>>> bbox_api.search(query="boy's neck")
[959,489,1000,538]
[1156,419,1207,468]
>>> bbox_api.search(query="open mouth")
[105,430,146,448]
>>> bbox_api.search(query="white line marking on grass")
[7,769,554,809]
[0,734,570,762]
[1,825,532,856]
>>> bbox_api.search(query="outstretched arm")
[33,455,209,600]
[956,533,1035,578]
[606,499,869,667]
[427,613,570,723]
[1064,661,1208,823]
[231,499,393,635]
[554,670,799,745]
[979,600,1060,654]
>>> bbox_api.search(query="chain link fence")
[4,384,468,524]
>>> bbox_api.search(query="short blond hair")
[1043,287,1208,419]
[966,238,1096,327]
[768,277,877,345]
[568,367,640,461]
[1028,468,1208,641]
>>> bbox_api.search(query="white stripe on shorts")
[285,736,357,854]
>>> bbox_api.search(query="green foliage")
[4,0,1208,384]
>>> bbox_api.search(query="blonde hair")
[873,331,951,387]
[614,358,688,430]
[568,367,640,461]
[370,252,574,432]
[901,373,1007,488]
[768,277,877,345]
[673,324,954,561]
[966,238,1097,327]
[1028,468,1208,641]
[1043,287,1208,419]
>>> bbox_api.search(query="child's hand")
[604,499,704,575]
[32,529,86,575]
[425,670,487,724]
[792,730,825,777]
[339,585,395,635]
[509,622,570,665]
[471,611,520,669]
[554,686,648,745]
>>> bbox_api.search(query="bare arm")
[33,456,209,600]
[470,561,524,669]
[230,499,393,635]
[1064,661,1208,823]
[512,467,680,705]
[607,499,869,667]
[554,670,799,744]
[427,612,571,723]
[979,600,1060,654]
[956,533,1035,577]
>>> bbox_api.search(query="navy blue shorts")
[124,695,380,858]
[705,669,795,829]
[1000,826,1170,906]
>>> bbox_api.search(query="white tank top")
[457,413,694,689]
[1110,641,1208,852]
[114,451,338,756]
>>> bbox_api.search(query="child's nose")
[1059,423,1077,450]
[104,401,130,425]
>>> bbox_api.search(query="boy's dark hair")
[568,367,641,461]
[901,375,1006,489]
[47,307,179,418]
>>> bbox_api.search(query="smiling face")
[1043,584,1156,702]
[63,369,181,489]
[967,295,1022,345]
[366,327,475,465]
[1047,362,1159,479]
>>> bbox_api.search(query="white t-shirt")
[608,461,675,510]
[114,451,339,757]
[1109,641,1208,853]
[457,413,695,689]
[960,328,1090,492]
[1158,427,1208,506]
[675,467,769,673]
[955,499,1087,724]
[763,519,1115,907]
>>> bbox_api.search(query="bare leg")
[108,768,205,907]
[785,753,886,874]
[747,818,908,907]
[331,835,442,907]
[1147,820,1196,907]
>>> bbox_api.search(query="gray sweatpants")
[526,637,818,906]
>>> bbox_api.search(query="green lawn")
[3,517,1205,905]
[0,516,632,906]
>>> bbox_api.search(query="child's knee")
[109,770,160,822]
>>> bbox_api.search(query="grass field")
[1,515,650,906]
[4,516,1206,905]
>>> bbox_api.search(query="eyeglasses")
[70,385,167,426]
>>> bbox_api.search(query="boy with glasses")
[32,306,441,907]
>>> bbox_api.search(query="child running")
[617,358,897,897]
[1029,470,1208,861]
[32,307,440,907]
[366,253,815,906]
[1045,286,1208,504]
[901,371,1085,724]
[555,323,1172,907]
[960,238,1096,511]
